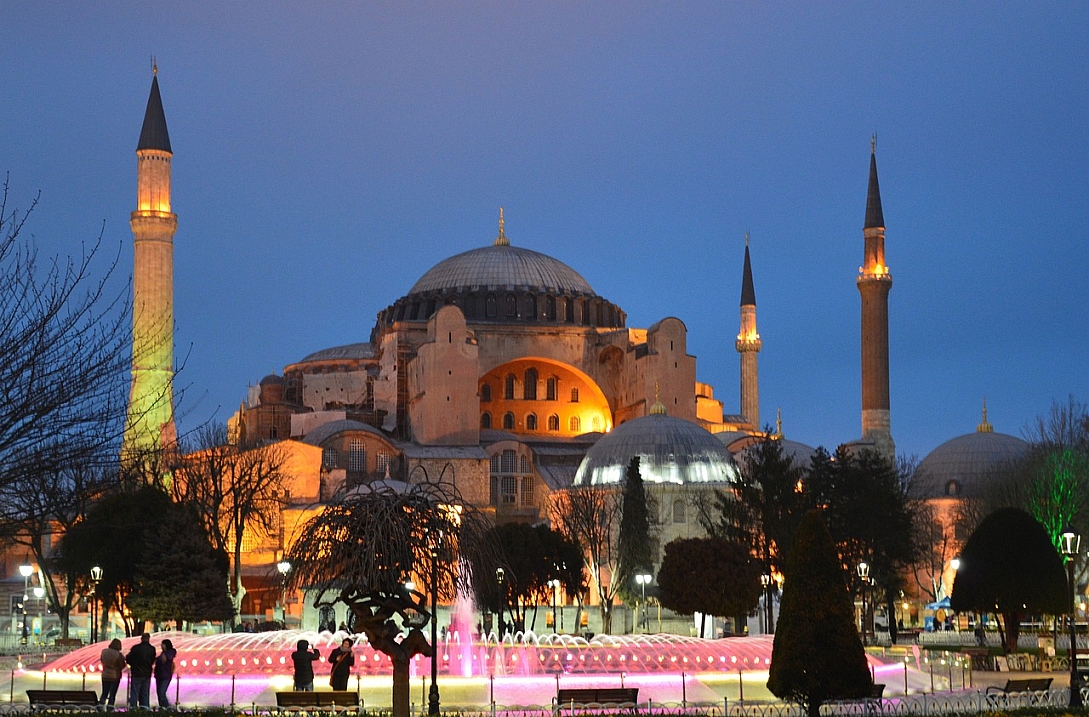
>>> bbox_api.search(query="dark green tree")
[768,511,871,717]
[806,446,914,635]
[616,457,656,604]
[56,485,175,635]
[656,536,760,637]
[699,432,806,578]
[950,507,1066,653]
[127,503,234,626]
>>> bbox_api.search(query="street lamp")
[1062,528,1082,708]
[277,560,291,625]
[635,574,652,632]
[495,568,506,636]
[547,579,561,634]
[428,532,442,717]
[19,561,33,646]
[857,561,870,645]
[760,574,772,634]
[90,566,102,643]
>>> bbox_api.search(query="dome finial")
[977,397,994,433]
[152,56,158,75]
[871,133,876,155]
[494,207,509,246]
[745,231,749,247]
[774,408,783,439]
[650,382,667,415]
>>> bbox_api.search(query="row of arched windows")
[481,372,577,402]
[481,412,583,432]
[381,290,625,329]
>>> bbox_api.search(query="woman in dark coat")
[329,638,355,691]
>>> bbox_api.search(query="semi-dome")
[409,244,595,296]
[912,409,1028,499]
[574,412,740,486]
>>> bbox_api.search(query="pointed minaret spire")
[774,408,783,439]
[124,69,178,470]
[494,207,509,246]
[736,234,761,429]
[857,139,894,459]
[977,398,994,433]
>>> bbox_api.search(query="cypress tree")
[768,510,871,717]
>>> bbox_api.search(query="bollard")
[490,674,494,705]
[230,673,236,709]
[42,671,46,689]
[903,658,909,695]
[737,669,744,702]
[82,673,86,690]
[176,674,180,705]
[724,696,728,716]
[621,671,625,688]
[9,669,14,702]
[682,670,687,707]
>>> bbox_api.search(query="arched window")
[504,374,516,400]
[523,294,536,320]
[548,414,560,431]
[672,499,687,524]
[348,440,366,473]
[526,413,538,431]
[481,412,492,429]
[569,416,580,432]
[524,368,538,400]
[592,415,602,431]
[546,376,558,401]
[503,412,515,430]
[481,383,492,402]
[545,296,556,321]
[570,387,579,403]
[318,605,337,633]
[376,452,392,476]
[322,447,338,469]
[505,293,517,318]
[486,293,497,318]
[564,298,574,322]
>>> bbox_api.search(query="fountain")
[27,630,919,708]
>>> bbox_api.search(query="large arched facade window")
[503,412,515,430]
[524,368,538,400]
[489,448,536,509]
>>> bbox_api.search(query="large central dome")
[409,244,595,296]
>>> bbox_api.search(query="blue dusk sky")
[3,3,1087,460]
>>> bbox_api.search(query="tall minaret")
[122,67,177,461]
[856,138,894,458]
[735,234,761,430]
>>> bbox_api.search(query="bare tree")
[0,178,139,635]
[551,486,621,633]
[173,424,288,623]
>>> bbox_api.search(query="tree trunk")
[391,654,411,717]
[1002,611,1021,654]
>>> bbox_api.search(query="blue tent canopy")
[926,597,952,610]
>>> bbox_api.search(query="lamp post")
[547,579,560,633]
[19,561,32,646]
[1062,528,1082,708]
[428,532,442,717]
[495,568,506,636]
[760,573,772,634]
[90,566,102,643]
[857,561,870,645]
[32,586,44,644]
[635,574,652,632]
[277,560,291,625]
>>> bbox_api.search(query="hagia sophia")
[118,73,1029,634]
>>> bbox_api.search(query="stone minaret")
[735,234,761,430]
[856,139,894,458]
[122,69,177,460]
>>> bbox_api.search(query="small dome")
[574,413,740,486]
[259,373,284,386]
[297,343,376,364]
[409,244,595,297]
[912,430,1028,499]
[725,435,818,470]
[302,419,388,446]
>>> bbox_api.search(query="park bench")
[275,691,359,710]
[555,687,639,712]
[985,678,1054,707]
[26,689,98,707]
[54,638,83,648]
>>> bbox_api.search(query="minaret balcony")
[735,337,762,352]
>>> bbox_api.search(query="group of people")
[98,635,177,708]
[291,638,355,691]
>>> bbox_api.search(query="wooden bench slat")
[276,691,358,708]
[26,690,98,705]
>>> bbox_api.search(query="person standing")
[328,638,355,691]
[126,633,156,708]
[291,639,321,691]
[98,638,126,707]
[154,638,177,707]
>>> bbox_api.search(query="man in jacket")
[126,633,156,708]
